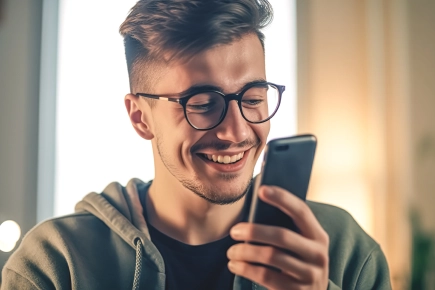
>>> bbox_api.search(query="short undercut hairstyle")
[119,0,273,95]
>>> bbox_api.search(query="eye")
[186,92,223,113]
[242,94,266,107]
[242,99,264,106]
[186,101,217,112]
[241,85,269,108]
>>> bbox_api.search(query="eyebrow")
[176,78,268,97]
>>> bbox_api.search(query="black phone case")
[248,134,317,230]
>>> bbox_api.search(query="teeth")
[204,152,245,164]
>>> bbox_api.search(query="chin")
[182,173,253,205]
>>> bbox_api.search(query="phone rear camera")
[275,145,289,151]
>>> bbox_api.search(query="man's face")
[140,33,269,204]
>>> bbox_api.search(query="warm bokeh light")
[0,220,21,253]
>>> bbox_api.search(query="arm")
[355,246,391,290]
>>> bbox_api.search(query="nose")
[214,100,250,143]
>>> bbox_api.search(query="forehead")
[150,33,266,94]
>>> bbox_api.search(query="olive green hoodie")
[1,178,391,289]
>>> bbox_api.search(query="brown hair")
[119,0,273,94]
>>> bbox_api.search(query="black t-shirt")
[138,183,252,290]
[147,223,237,290]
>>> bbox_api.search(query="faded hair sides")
[120,0,273,94]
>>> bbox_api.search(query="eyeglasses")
[136,81,285,131]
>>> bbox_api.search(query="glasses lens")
[185,92,225,129]
[241,84,280,123]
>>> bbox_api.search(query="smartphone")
[247,134,317,231]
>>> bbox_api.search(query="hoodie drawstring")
[132,238,143,290]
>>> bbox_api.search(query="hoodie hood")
[75,178,165,289]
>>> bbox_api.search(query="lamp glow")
[0,220,21,252]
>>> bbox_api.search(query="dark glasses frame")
[135,81,285,131]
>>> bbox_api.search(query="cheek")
[154,105,185,129]
[152,106,188,143]
[154,107,203,159]
[254,122,270,143]
[249,123,269,161]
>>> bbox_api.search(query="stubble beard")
[156,136,255,205]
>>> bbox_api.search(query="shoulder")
[306,200,377,250]
[4,212,108,270]
[1,213,93,288]
[5,212,107,266]
[2,213,131,289]
[29,212,107,241]
[307,201,391,289]
[307,200,358,227]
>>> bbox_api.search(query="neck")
[146,175,247,245]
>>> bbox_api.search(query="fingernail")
[230,226,243,237]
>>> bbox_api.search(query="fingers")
[227,243,320,283]
[228,185,330,289]
[258,185,329,243]
[230,223,328,266]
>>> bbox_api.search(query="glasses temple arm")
[137,93,181,103]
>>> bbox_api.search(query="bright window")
[54,0,296,216]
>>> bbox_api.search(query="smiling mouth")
[199,152,245,164]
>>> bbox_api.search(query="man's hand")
[227,185,329,290]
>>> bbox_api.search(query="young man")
[2,0,391,289]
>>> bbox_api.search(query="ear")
[124,94,154,140]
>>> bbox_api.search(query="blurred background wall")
[0,0,42,269]
[0,0,434,289]
[297,0,435,289]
